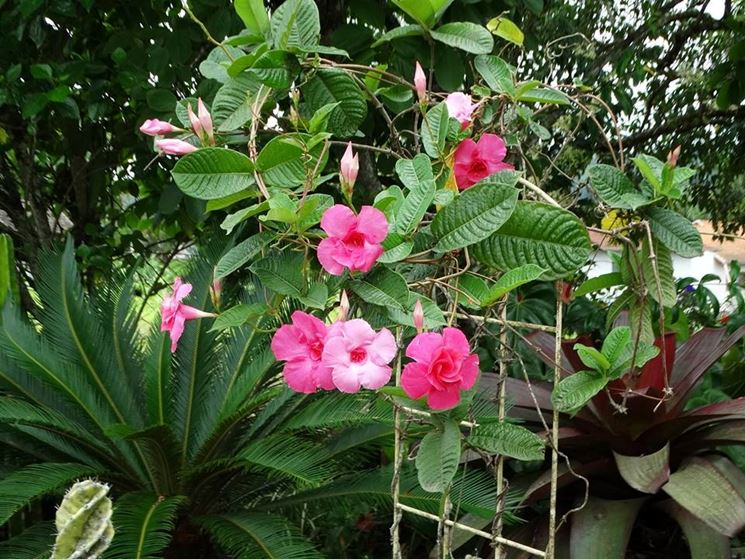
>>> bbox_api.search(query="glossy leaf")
[235,0,270,37]
[172,148,255,200]
[214,231,273,279]
[648,207,703,257]
[210,304,267,332]
[395,154,434,190]
[552,371,607,413]
[371,24,424,47]
[391,0,454,29]
[468,422,545,461]
[574,272,623,297]
[588,164,650,210]
[486,16,524,46]
[430,22,494,55]
[348,267,410,310]
[270,0,320,51]
[256,134,327,188]
[379,233,414,263]
[415,421,461,492]
[474,55,515,95]
[394,176,436,235]
[303,68,367,137]
[569,496,645,559]
[249,251,305,296]
[481,263,545,306]
[421,102,449,159]
[641,237,676,307]
[614,443,670,494]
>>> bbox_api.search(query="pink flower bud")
[667,145,681,168]
[155,139,198,156]
[187,102,202,137]
[339,290,350,321]
[414,61,427,103]
[210,278,222,309]
[198,98,214,144]
[340,142,359,195]
[413,299,424,333]
[140,119,182,136]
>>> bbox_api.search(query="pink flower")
[445,92,476,127]
[155,139,198,156]
[271,311,334,393]
[340,142,359,197]
[339,290,350,321]
[317,205,388,276]
[322,319,397,393]
[198,98,214,143]
[414,61,427,103]
[401,328,480,410]
[187,102,202,136]
[140,119,182,136]
[160,278,215,352]
[413,299,425,334]
[453,133,514,190]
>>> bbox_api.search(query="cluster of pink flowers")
[139,98,213,156]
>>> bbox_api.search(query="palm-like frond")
[198,512,323,559]
[239,436,335,487]
[143,330,171,426]
[102,492,185,559]
[0,521,54,559]
[0,463,99,525]
[278,392,394,432]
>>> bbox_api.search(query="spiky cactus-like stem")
[52,480,115,559]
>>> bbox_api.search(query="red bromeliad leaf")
[613,443,670,494]
[569,496,646,559]
[657,501,730,559]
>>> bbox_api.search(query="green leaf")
[220,201,269,234]
[303,68,367,137]
[212,78,260,133]
[430,22,494,55]
[633,154,661,191]
[641,238,676,307]
[391,0,454,28]
[260,192,297,224]
[348,267,409,310]
[395,154,434,190]
[575,344,610,372]
[587,164,650,210]
[473,201,592,280]
[421,102,450,159]
[172,148,255,200]
[600,326,631,365]
[308,102,340,134]
[0,521,54,559]
[456,274,490,308]
[486,16,524,46]
[569,496,646,559]
[215,232,273,279]
[468,422,545,461]
[235,0,270,37]
[517,87,570,105]
[431,172,519,252]
[552,371,608,413]
[613,443,670,494]
[474,55,515,95]
[416,421,461,492]
[388,293,447,329]
[574,272,624,297]
[244,50,299,89]
[658,501,730,559]
[145,88,177,112]
[648,207,703,257]
[379,233,414,263]
[210,303,267,332]
[481,264,545,306]
[297,193,334,231]
[298,283,328,309]
[256,134,328,188]
[394,177,435,235]
[371,24,424,47]
[270,0,320,51]
[249,251,305,296]
[205,190,255,212]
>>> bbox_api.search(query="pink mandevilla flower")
[160,278,215,353]
[453,133,514,190]
[322,319,397,393]
[271,311,334,393]
[401,327,480,410]
[445,92,476,127]
[317,205,388,276]
[140,119,181,136]
[414,61,427,103]
[155,139,198,156]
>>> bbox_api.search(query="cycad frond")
[0,521,54,559]
[278,392,394,432]
[13,426,107,470]
[239,436,335,487]
[0,462,99,526]
[102,492,185,559]
[143,330,171,426]
[199,512,323,559]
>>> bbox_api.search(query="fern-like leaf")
[0,521,54,559]
[239,436,334,487]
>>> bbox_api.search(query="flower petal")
[321,336,352,368]
[169,313,186,353]
[357,362,392,390]
[459,354,480,390]
[314,363,336,391]
[290,311,327,343]
[442,327,471,358]
[271,324,307,361]
[317,238,346,276]
[401,363,431,399]
[369,328,397,365]
[320,204,357,238]
[179,305,214,320]
[351,241,383,272]
[356,206,389,243]
[405,332,443,364]
[332,366,362,393]
[282,359,319,393]
[476,133,507,162]
[427,385,462,410]
[172,278,193,302]
[340,319,376,347]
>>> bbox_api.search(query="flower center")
[350,347,367,363]
[471,159,488,174]
[309,341,323,361]
[344,231,366,249]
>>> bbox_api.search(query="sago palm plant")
[0,241,511,559]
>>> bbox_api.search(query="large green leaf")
[172,148,255,200]
[348,267,409,311]
[270,0,320,51]
[0,463,99,525]
[473,201,591,280]
[481,264,546,306]
[391,0,454,28]
[0,521,54,559]
[474,55,514,95]
[613,443,670,494]
[243,50,299,90]
[662,456,745,537]
[486,16,524,46]
[587,164,649,210]
[0,234,19,307]
[371,24,424,47]
[395,154,434,190]
[415,421,461,492]
[467,422,544,461]
[235,0,270,37]
[379,234,414,263]
[431,172,519,252]
[212,74,261,132]
[641,238,676,307]
[517,87,570,105]
[394,176,435,235]
[249,251,305,297]
[574,272,624,297]
[552,371,607,413]
[430,22,494,54]
[420,102,449,159]
[648,207,703,257]
[256,134,328,188]
[303,68,367,137]
[569,496,646,559]
[215,232,273,279]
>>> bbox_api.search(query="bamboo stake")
[390,328,403,559]
[493,305,508,559]
[545,294,563,558]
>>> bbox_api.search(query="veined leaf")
[574,272,623,297]
[391,0,454,28]
[235,0,270,38]
[379,233,414,263]
[648,207,703,257]
[614,444,670,494]
[303,68,367,138]
[215,232,273,279]
[430,22,494,55]
[641,238,676,307]
[220,201,269,234]
[517,87,570,105]
[244,50,299,89]
[395,154,434,190]
[456,274,490,308]
[474,55,515,95]
[394,177,435,235]
[468,422,544,461]
[421,102,449,159]
[388,293,447,329]
[212,74,261,132]
[172,148,255,200]
[575,344,610,372]
[587,164,650,210]
[416,421,461,492]
[552,371,607,413]
[349,267,409,310]
[270,0,320,51]
[481,264,545,306]
[431,172,519,252]
[473,201,592,280]
[210,304,267,332]
[601,326,632,365]
[256,134,328,188]
[0,521,54,559]
[249,251,305,296]
[570,496,646,559]
[371,24,424,47]
[633,154,661,191]
[486,16,523,46]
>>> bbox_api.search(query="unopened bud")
[210,277,222,309]
[667,145,681,168]
[339,290,350,321]
[414,61,427,104]
[340,142,359,199]
[413,299,425,333]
